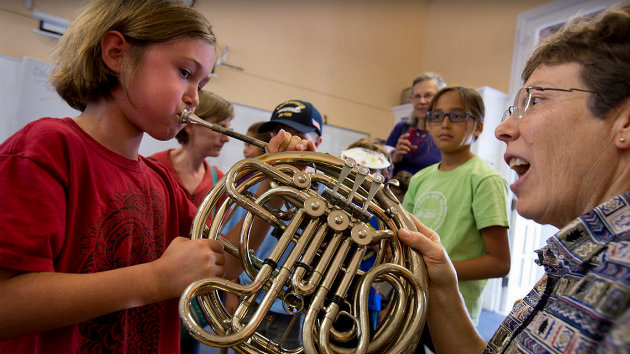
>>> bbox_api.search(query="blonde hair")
[50,0,216,111]
[176,90,234,144]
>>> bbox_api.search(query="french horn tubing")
[178,109,428,354]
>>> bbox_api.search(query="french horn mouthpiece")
[178,107,269,151]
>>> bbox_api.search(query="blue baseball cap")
[259,100,323,136]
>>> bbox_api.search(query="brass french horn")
[178,109,428,354]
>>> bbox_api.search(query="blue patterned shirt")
[485,192,630,354]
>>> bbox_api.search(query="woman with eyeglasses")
[398,4,629,353]
[385,72,446,177]
[402,87,511,352]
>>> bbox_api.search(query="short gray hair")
[412,72,446,90]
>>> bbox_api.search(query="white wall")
[0,55,21,144]
[0,56,80,143]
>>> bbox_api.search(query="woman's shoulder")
[205,164,224,184]
[147,149,172,165]
[211,165,224,175]
[388,120,410,135]
[392,119,411,131]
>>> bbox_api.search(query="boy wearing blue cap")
[258,99,323,147]
[223,99,324,350]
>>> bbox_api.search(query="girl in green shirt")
[403,87,511,325]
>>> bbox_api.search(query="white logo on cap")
[277,107,303,114]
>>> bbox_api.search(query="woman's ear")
[613,100,630,149]
[100,30,128,74]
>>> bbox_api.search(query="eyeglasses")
[426,109,477,124]
[411,93,435,101]
[502,86,596,122]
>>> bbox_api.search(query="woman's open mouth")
[509,157,530,177]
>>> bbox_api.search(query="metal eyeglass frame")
[502,86,596,122]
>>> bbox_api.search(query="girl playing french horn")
[0,0,313,352]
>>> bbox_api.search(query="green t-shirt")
[403,156,509,324]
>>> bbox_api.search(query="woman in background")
[150,90,233,208]
[385,72,445,176]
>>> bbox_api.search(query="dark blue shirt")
[385,119,441,176]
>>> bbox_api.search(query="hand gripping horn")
[178,108,428,354]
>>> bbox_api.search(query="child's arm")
[0,236,224,340]
[451,225,511,280]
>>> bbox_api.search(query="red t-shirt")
[0,118,196,354]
